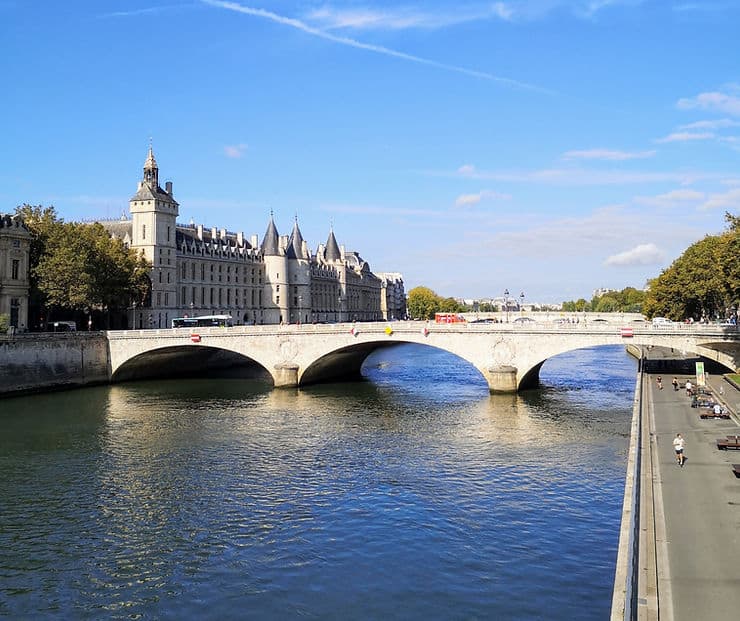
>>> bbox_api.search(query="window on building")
[210,288,214,305]
[182,263,187,279]
[201,264,205,280]
[259,290,262,305]
[12,239,20,248]
[11,259,19,280]
[251,290,255,306]
[165,292,170,306]
[218,289,222,305]
[227,289,231,305]
[167,226,171,242]
[181,287,186,304]
[157,292,161,306]
[276,296,280,304]
[142,224,146,240]
[158,271,162,284]
[192,263,196,280]
[167,272,171,284]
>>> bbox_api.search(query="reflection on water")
[0,344,635,620]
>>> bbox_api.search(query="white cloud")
[679,118,740,130]
[224,143,248,158]
[677,90,740,117]
[305,3,513,31]
[562,148,656,161]
[447,165,719,186]
[699,187,740,211]
[604,243,664,267]
[454,190,511,207]
[634,189,705,207]
[654,131,714,143]
[201,0,544,90]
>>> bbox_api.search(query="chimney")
[220,228,227,240]
[211,227,217,240]
[197,224,204,240]
[250,234,258,248]
[165,181,173,195]
[237,231,244,246]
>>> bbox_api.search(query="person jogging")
[673,433,686,467]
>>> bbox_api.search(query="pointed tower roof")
[261,213,281,256]
[144,145,157,170]
[325,227,341,262]
[286,217,306,259]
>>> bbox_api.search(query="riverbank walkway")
[643,370,740,619]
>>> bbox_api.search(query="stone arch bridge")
[106,321,740,393]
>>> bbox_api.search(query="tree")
[643,216,740,321]
[16,205,151,327]
[407,286,442,320]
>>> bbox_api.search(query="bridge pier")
[483,365,518,393]
[272,363,299,388]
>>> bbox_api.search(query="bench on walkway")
[733,464,740,478]
[716,437,740,450]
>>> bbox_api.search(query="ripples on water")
[0,344,635,619]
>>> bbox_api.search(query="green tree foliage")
[15,205,151,321]
[643,214,740,321]
[407,286,441,320]
[439,297,462,313]
[563,287,646,313]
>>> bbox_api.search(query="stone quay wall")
[0,333,109,397]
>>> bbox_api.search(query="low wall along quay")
[0,333,109,396]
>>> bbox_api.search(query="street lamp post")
[503,289,509,323]
[519,291,525,317]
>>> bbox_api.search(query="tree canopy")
[643,213,740,321]
[407,286,463,320]
[15,205,151,322]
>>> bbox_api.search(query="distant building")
[0,213,31,329]
[377,273,406,320]
[592,288,617,298]
[100,147,399,328]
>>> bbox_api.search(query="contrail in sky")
[201,0,549,92]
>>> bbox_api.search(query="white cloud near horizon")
[699,187,740,211]
[455,190,511,207]
[562,148,656,161]
[677,90,740,116]
[224,143,248,158]
[200,0,545,90]
[634,189,705,207]
[679,118,740,130]
[654,131,714,143]
[604,243,664,267]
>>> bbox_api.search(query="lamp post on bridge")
[519,291,525,318]
[503,289,509,323]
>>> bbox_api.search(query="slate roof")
[324,229,341,261]
[286,219,306,259]
[261,216,281,256]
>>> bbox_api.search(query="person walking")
[685,380,693,396]
[672,377,679,391]
[657,376,663,390]
[673,433,686,467]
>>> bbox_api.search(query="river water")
[0,344,635,620]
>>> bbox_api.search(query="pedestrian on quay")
[672,377,679,391]
[657,376,663,390]
[673,433,686,467]
[685,380,693,396]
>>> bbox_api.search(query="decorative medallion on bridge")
[279,338,298,363]
[490,338,515,366]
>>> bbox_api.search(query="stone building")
[102,147,397,328]
[377,272,407,320]
[0,213,31,329]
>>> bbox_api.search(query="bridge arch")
[105,323,740,393]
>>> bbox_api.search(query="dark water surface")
[0,344,635,619]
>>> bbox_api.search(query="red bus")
[434,313,466,324]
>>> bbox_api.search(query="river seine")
[0,344,635,620]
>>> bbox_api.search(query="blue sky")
[2,0,739,303]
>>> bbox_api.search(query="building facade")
[0,213,31,329]
[103,148,400,328]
